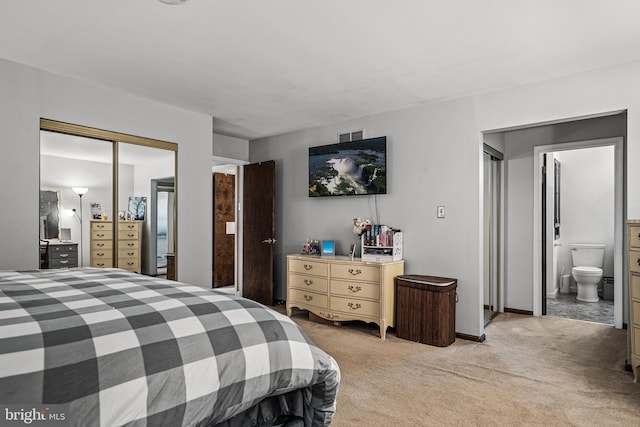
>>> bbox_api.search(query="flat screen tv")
[308,136,387,197]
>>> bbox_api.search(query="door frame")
[212,156,248,296]
[532,137,624,328]
[483,145,505,325]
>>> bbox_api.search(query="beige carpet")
[287,309,640,426]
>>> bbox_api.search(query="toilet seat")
[572,266,602,276]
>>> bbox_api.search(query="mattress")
[0,268,339,426]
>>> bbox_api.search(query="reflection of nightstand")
[166,253,175,280]
[42,241,78,269]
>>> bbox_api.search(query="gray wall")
[213,133,249,161]
[251,97,484,336]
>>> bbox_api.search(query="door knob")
[261,238,277,244]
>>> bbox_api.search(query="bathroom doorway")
[534,138,623,327]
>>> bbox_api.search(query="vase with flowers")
[351,217,370,258]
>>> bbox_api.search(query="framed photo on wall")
[127,196,147,220]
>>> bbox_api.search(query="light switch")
[437,206,445,218]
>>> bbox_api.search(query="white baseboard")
[546,288,559,299]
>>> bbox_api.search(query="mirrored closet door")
[39,119,177,279]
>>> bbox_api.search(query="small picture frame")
[349,243,356,259]
[321,240,335,257]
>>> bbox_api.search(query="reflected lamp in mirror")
[72,187,88,196]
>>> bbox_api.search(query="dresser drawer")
[49,244,77,256]
[631,272,640,299]
[289,273,328,293]
[118,222,140,232]
[119,230,139,241]
[91,221,113,231]
[289,259,328,277]
[331,264,380,282]
[634,301,640,326]
[630,225,640,250]
[630,250,640,274]
[331,279,379,300]
[118,240,139,250]
[92,230,112,240]
[330,296,379,317]
[92,260,113,268]
[50,258,78,268]
[289,288,328,309]
[92,240,113,250]
[92,250,112,261]
[50,251,75,261]
[118,258,140,272]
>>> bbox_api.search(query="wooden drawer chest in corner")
[286,254,404,339]
[628,220,640,382]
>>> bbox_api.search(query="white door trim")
[532,137,624,328]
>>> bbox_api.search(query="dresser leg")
[286,305,292,317]
[379,322,387,340]
[634,365,638,383]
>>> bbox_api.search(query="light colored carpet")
[287,309,640,426]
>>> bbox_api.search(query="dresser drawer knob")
[97,224,105,229]
[97,252,104,256]
[59,260,68,264]
[303,264,313,271]
[127,243,134,247]
[97,243,105,247]
[97,233,105,238]
[347,285,362,293]
[347,302,362,310]
[348,268,362,276]
[127,233,135,238]
[127,252,135,256]
[303,294,313,301]
[97,263,105,267]
[60,253,68,258]
[637,258,640,267]
[304,279,313,286]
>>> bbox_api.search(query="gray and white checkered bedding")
[0,268,339,426]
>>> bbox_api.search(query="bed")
[0,268,340,426]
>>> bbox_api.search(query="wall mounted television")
[308,136,387,197]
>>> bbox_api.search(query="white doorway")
[212,157,248,296]
[533,137,623,328]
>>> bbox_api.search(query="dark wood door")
[213,172,235,288]
[242,161,275,305]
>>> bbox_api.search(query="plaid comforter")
[0,268,339,426]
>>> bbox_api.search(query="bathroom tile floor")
[546,292,614,325]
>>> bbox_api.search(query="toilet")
[570,243,605,302]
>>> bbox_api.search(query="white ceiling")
[3,1,640,140]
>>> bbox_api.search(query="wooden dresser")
[628,220,640,382]
[286,254,404,339]
[90,220,142,273]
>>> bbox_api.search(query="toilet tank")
[570,244,605,267]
